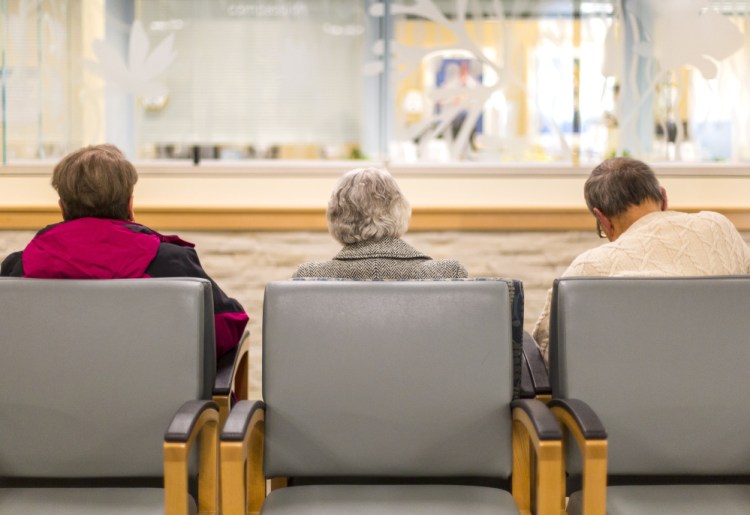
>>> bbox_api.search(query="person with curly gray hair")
[293,167,467,279]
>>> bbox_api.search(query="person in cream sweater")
[533,157,750,364]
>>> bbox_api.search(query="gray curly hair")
[327,167,412,245]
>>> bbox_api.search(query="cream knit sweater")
[533,210,750,364]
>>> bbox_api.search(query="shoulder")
[665,211,744,242]
[377,258,467,279]
[419,259,468,278]
[652,210,734,231]
[0,251,24,276]
[696,211,746,241]
[156,240,200,262]
[146,241,203,277]
[694,210,737,229]
[563,245,614,277]
[293,257,468,280]
[293,260,338,278]
[694,211,750,255]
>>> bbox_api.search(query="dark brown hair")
[584,157,664,217]
[52,144,137,221]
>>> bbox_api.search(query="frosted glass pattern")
[2,0,71,160]
[378,0,750,164]
[86,19,176,99]
[1,0,750,165]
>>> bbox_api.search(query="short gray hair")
[327,167,411,245]
[584,157,664,217]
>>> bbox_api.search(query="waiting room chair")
[220,279,563,514]
[0,277,245,514]
[548,276,750,515]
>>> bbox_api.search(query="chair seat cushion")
[261,484,519,514]
[0,487,196,515]
[568,484,750,515]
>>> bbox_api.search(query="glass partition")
[1,0,750,165]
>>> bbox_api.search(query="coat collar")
[334,238,431,261]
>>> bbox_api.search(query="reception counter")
[1,161,750,231]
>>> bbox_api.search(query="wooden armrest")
[164,400,220,515]
[213,330,250,424]
[548,398,608,515]
[510,399,563,515]
[220,400,266,515]
[548,399,606,439]
[521,331,551,399]
[519,354,536,399]
[511,399,562,440]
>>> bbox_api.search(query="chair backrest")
[0,277,215,479]
[550,276,750,476]
[262,279,515,479]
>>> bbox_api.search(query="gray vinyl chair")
[548,276,750,515]
[0,277,244,514]
[220,279,564,515]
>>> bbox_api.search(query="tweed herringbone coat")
[293,238,468,280]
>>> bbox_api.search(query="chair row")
[0,277,557,514]
[223,277,750,515]
[2,276,748,514]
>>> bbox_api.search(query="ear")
[593,207,614,239]
[127,196,135,221]
[660,187,668,211]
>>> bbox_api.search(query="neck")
[610,201,662,240]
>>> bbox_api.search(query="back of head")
[52,144,138,221]
[584,157,663,217]
[327,167,411,245]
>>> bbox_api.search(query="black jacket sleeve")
[145,243,248,357]
[1,251,24,277]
